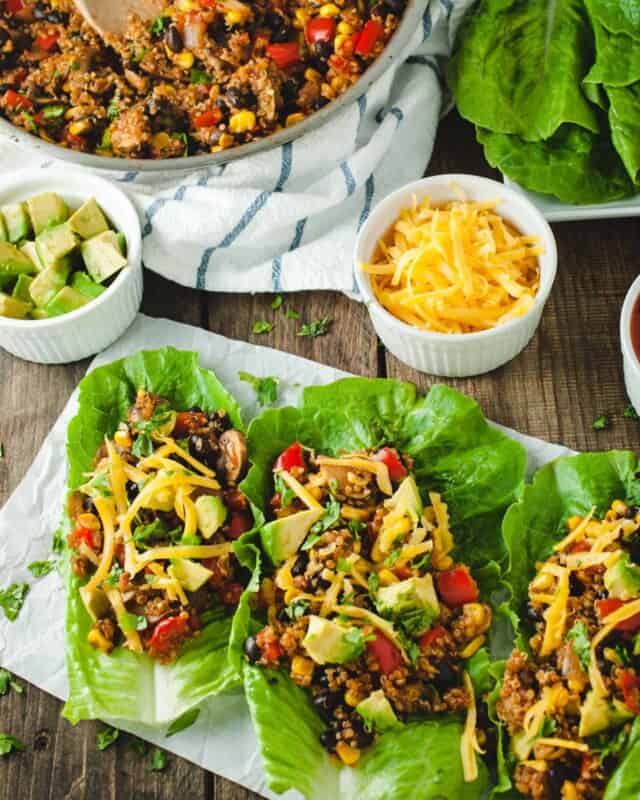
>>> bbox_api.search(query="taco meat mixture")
[0,0,406,158]
[66,389,251,662]
[497,501,640,800]
[244,441,491,771]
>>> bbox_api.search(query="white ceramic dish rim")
[620,274,640,370]
[0,168,141,330]
[354,173,558,343]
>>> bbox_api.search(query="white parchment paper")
[0,314,575,798]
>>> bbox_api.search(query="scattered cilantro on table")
[166,708,200,738]
[252,320,273,335]
[271,294,283,310]
[297,317,331,338]
[592,415,610,431]
[0,733,24,756]
[27,560,55,578]
[285,307,300,320]
[624,405,639,420]
[238,371,279,406]
[0,669,22,696]
[0,583,28,622]
[149,747,168,771]
[97,727,119,751]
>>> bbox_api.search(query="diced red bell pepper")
[228,510,253,539]
[6,0,25,13]
[191,108,222,129]
[172,410,208,437]
[418,624,446,650]
[367,631,402,674]
[275,442,305,472]
[393,564,412,580]
[32,111,45,125]
[436,566,479,607]
[256,628,284,663]
[374,447,406,482]
[219,581,243,607]
[147,614,190,657]
[35,33,59,51]
[68,524,95,550]
[569,539,591,554]
[595,598,640,632]
[620,670,640,714]
[3,89,33,111]
[267,42,301,69]
[305,17,336,45]
[354,19,383,56]
[64,130,86,148]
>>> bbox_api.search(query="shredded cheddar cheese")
[361,197,542,334]
[461,671,483,783]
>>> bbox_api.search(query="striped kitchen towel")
[0,0,471,295]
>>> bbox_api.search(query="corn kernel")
[336,742,360,765]
[304,68,322,83]
[174,50,195,69]
[459,635,485,659]
[344,689,360,707]
[68,119,91,136]
[294,8,310,28]
[229,110,256,133]
[225,4,251,26]
[77,512,100,531]
[337,21,353,34]
[330,76,347,92]
[319,4,341,17]
[212,132,235,152]
[306,484,324,500]
[291,656,314,678]
[334,33,349,50]
[612,500,628,516]
[341,505,370,521]
[156,83,177,99]
[88,628,113,653]
[176,0,198,9]
[567,515,583,531]
[562,782,578,800]
[114,429,132,448]
[377,568,396,586]
[530,572,553,592]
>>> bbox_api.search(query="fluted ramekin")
[621,275,640,415]
[0,169,142,364]
[354,174,557,377]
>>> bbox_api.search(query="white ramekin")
[354,174,558,377]
[0,169,142,364]
[621,275,640,415]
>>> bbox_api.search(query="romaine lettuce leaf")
[62,347,245,725]
[607,83,640,184]
[477,125,635,205]
[448,0,599,141]
[244,665,489,800]
[239,379,526,796]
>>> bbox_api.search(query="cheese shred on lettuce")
[360,197,542,334]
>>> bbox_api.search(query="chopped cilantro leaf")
[166,708,200,737]
[0,669,22,696]
[592,415,610,431]
[567,621,591,670]
[97,727,119,751]
[0,583,28,621]
[238,371,279,407]
[297,317,331,338]
[624,405,639,420]
[271,294,283,310]
[0,733,24,756]
[274,474,295,507]
[149,747,168,771]
[252,320,273,335]
[104,563,123,589]
[336,557,352,573]
[285,307,300,320]
[284,598,310,621]
[128,736,147,757]
[309,496,341,537]
[27,560,55,578]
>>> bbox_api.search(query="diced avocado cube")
[260,508,324,564]
[70,271,106,299]
[375,574,439,636]
[0,212,7,242]
[44,286,90,317]
[12,273,33,303]
[0,291,32,319]
[604,553,640,601]
[578,690,633,738]
[170,558,213,592]
[29,308,50,320]
[68,197,109,239]
[26,192,69,236]
[20,240,45,272]
[81,230,127,283]
[386,476,423,517]
[29,264,70,308]
[195,494,227,539]
[0,240,36,277]
[356,690,401,733]
[302,616,366,665]
[36,223,77,270]
[0,202,31,243]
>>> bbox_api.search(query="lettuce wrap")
[61,347,248,726]
[494,452,640,798]
[236,378,527,799]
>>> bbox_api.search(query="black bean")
[243,635,261,663]
[313,691,341,721]
[626,506,640,520]
[165,24,183,53]
[313,41,333,60]
[33,3,47,19]
[319,729,337,751]
[291,551,309,576]
[432,661,458,691]
[0,29,8,48]
[526,602,542,622]
[271,26,292,44]
[46,10,68,24]
[547,761,579,796]
[125,480,139,502]
[569,573,585,596]
[629,534,640,565]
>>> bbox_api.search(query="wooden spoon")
[73,0,165,37]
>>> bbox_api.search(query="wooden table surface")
[1,111,639,800]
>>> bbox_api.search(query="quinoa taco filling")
[244,441,491,776]
[0,0,407,158]
[67,389,252,662]
[497,501,640,800]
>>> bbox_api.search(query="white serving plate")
[503,177,640,222]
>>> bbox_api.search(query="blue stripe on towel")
[439,0,453,16]
[422,7,432,41]
[117,171,139,183]
[340,162,357,197]
[272,216,308,291]
[352,174,376,293]
[196,143,293,289]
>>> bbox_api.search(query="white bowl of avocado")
[0,169,142,363]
